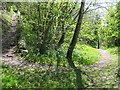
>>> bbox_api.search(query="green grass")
[2,12,12,24]
[2,64,76,88]
[22,44,100,66]
[2,65,18,88]
[2,55,118,88]
[83,54,118,88]
[107,47,118,55]
[2,45,118,88]
[107,47,119,82]
[73,44,101,65]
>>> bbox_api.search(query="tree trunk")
[75,68,84,88]
[98,35,100,49]
[57,21,65,49]
[66,0,85,88]
[57,32,65,48]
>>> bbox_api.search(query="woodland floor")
[1,23,118,88]
[1,44,118,88]
[2,46,116,70]
[88,49,115,68]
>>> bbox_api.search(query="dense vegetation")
[1,0,119,89]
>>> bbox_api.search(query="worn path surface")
[2,46,118,88]
[1,12,118,88]
[2,46,68,70]
[88,49,115,68]
[2,46,115,70]
[2,47,56,69]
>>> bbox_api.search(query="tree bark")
[57,20,65,49]
[98,35,100,49]
[67,1,85,61]
[66,0,85,88]
[57,32,65,48]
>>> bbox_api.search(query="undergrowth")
[22,44,100,66]
[2,64,76,88]
[107,47,119,55]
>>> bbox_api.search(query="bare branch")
[84,2,92,14]
[73,2,92,20]
[84,6,108,14]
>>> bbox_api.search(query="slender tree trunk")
[66,0,85,88]
[57,21,65,49]
[67,1,85,61]
[95,30,100,49]
[37,2,42,49]
[38,2,41,34]
[56,3,77,50]
[57,32,65,48]
[98,35,100,49]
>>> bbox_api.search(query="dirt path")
[2,47,37,68]
[2,46,68,70]
[2,17,115,70]
[2,46,118,88]
[88,49,114,68]
[2,46,115,70]
[83,49,118,88]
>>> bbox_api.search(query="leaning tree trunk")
[66,0,85,88]
[57,20,65,49]
[57,32,65,48]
